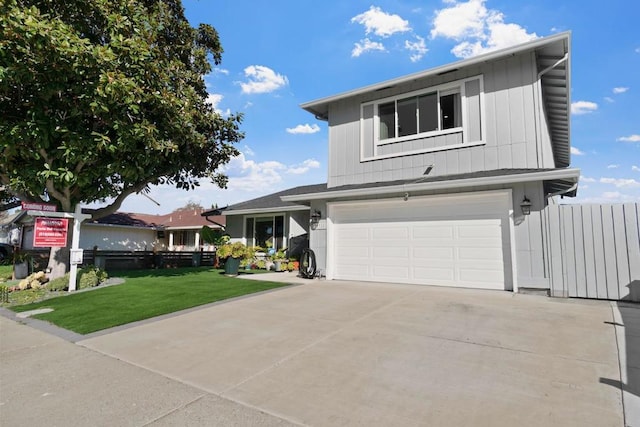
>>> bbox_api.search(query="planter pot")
[224,257,241,276]
[14,262,29,279]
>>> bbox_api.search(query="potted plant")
[12,251,31,280]
[273,249,287,272]
[201,226,230,267]
[216,242,249,276]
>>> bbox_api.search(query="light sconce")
[310,210,322,225]
[520,197,532,216]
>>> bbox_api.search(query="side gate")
[546,203,640,302]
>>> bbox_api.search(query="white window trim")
[360,74,485,162]
[242,214,288,249]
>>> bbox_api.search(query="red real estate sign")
[33,218,69,247]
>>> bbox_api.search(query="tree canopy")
[0,0,243,218]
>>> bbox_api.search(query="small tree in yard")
[0,0,243,277]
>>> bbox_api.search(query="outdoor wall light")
[310,210,322,225]
[520,197,532,216]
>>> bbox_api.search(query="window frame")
[359,75,485,162]
[374,83,463,146]
[244,214,286,250]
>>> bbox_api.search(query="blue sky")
[115,0,640,214]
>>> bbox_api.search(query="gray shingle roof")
[201,183,327,215]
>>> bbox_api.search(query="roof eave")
[223,205,310,216]
[301,32,572,116]
[281,168,581,202]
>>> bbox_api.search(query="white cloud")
[571,101,598,115]
[405,36,428,62]
[607,164,619,169]
[632,166,640,172]
[287,159,321,175]
[431,0,537,58]
[352,38,386,57]
[603,191,623,200]
[212,68,229,75]
[600,177,640,188]
[570,146,585,156]
[618,134,640,142]
[205,93,231,116]
[351,6,411,37]
[580,176,596,183]
[604,96,614,103]
[220,154,321,192]
[240,65,288,94]
[243,145,255,156]
[613,87,629,94]
[206,93,223,108]
[222,152,286,192]
[286,124,321,134]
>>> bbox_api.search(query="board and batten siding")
[327,50,554,188]
[547,203,640,301]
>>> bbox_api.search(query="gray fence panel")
[548,203,639,302]
[573,206,587,298]
[581,205,597,299]
[601,206,620,300]
[590,206,609,299]
[624,203,640,300]
[547,205,566,297]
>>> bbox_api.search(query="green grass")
[11,267,288,334]
[0,265,13,281]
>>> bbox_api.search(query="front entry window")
[246,215,285,249]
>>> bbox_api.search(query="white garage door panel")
[330,192,512,290]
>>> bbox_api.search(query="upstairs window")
[379,89,461,141]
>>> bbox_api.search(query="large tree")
[0,0,242,214]
[0,0,242,273]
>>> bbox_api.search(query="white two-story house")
[210,32,579,294]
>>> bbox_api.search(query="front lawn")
[11,267,287,334]
[0,264,13,281]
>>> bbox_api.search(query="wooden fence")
[83,250,217,270]
[547,203,640,301]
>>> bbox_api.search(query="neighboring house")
[216,32,580,295]
[0,210,26,246]
[19,207,225,251]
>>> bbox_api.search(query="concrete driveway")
[2,277,634,426]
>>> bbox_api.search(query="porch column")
[194,231,200,250]
[169,231,174,250]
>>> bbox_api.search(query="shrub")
[216,242,250,259]
[0,285,9,303]
[46,273,70,291]
[78,266,108,289]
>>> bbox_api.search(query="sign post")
[28,204,91,291]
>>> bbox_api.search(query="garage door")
[328,191,512,290]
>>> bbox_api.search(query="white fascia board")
[301,32,570,114]
[164,225,215,230]
[281,168,581,202]
[223,205,310,216]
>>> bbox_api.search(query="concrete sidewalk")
[0,315,296,426]
[1,279,637,426]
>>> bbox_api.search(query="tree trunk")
[48,246,70,279]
